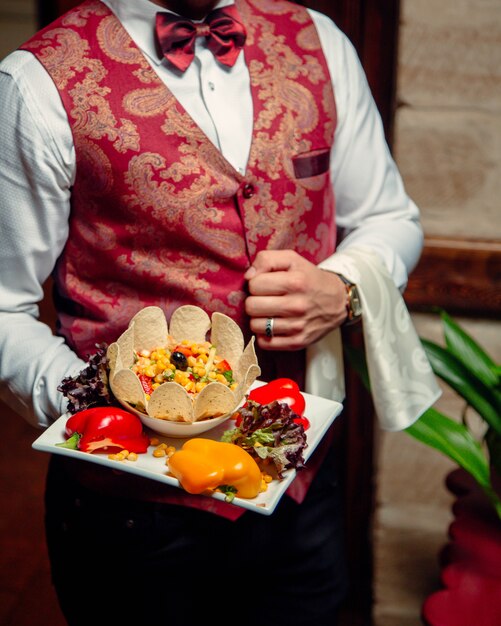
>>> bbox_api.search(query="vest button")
[242,183,255,199]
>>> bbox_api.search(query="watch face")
[349,285,362,318]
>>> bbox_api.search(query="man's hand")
[244,250,348,351]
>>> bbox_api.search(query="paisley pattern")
[123,86,173,118]
[21,0,337,358]
[97,15,149,67]
[61,0,108,27]
[23,28,96,90]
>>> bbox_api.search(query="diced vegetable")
[132,340,236,396]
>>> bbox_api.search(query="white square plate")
[32,390,343,516]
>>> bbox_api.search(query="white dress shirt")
[0,0,423,428]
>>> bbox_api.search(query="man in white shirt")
[0,0,424,624]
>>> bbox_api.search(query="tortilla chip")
[169,305,211,344]
[110,367,146,407]
[129,306,168,353]
[234,337,258,383]
[234,363,261,405]
[147,382,194,422]
[106,341,120,374]
[210,312,245,370]
[193,383,237,421]
[114,324,136,371]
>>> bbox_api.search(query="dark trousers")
[45,446,348,626]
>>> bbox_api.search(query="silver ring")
[265,317,274,338]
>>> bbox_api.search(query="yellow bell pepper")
[167,438,262,499]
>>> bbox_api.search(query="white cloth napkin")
[305,247,442,431]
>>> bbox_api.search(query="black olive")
[171,351,188,371]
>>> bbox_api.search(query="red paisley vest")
[21,0,337,359]
[21,0,337,519]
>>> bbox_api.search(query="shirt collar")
[101,0,236,66]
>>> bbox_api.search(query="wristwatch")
[337,274,362,326]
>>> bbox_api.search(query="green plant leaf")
[441,310,499,388]
[407,409,501,519]
[421,339,501,436]
[406,408,491,489]
[345,341,501,519]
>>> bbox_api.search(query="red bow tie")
[155,5,247,72]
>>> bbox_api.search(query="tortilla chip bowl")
[106,305,261,437]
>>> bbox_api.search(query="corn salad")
[132,339,236,400]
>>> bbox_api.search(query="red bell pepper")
[173,344,194,358]
[244,378,310,430]
[218,359,232,372]
[57,407,150,454]
[138,374,153,396]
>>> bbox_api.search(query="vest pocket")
[292,148,330,179]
